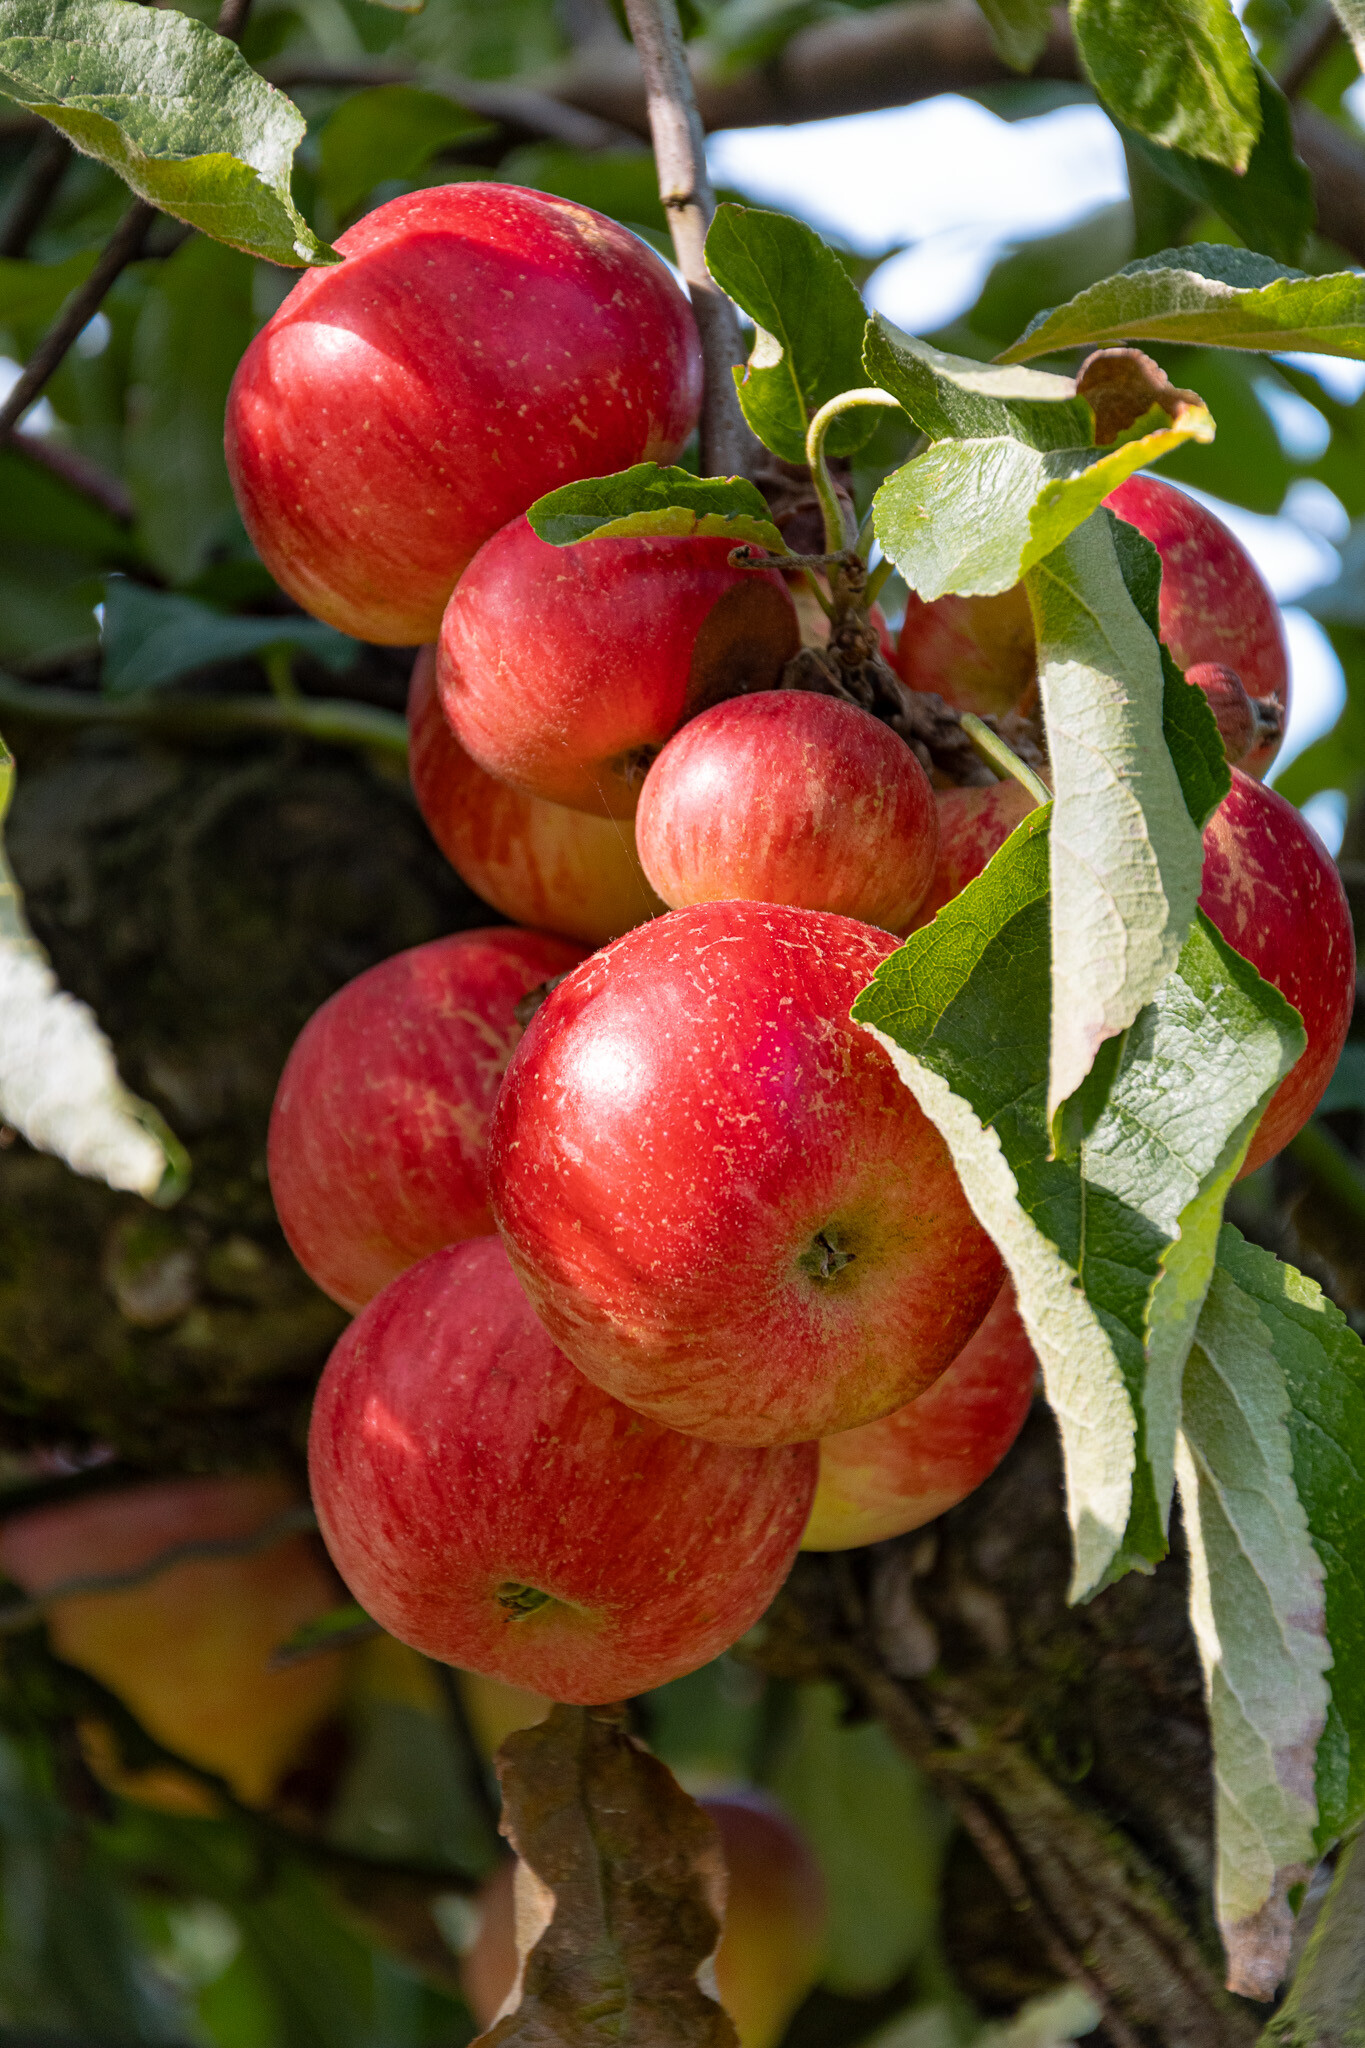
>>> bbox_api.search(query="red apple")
[462,1793,827,2048]
[307,1237,817,1704]
[437,516,800,818]
[488,901,1003,1445]
[802,1281,1036,1550]
[225,185,702,644]
[1200,770,1354,1174]
[1105,474,1288,778]
[0,1476,348,1809]
[895,478,1288,780]
[635,692,939,931]
[906,780,1038,931]
[704,1793,828,2048]
[408,648,664,946]
[907,769,1353,1176]
[895,584,1036,719]
[269,926,586,1313]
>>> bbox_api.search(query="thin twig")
[0,128,72,259]
[1275,1,1342,98]
[961,713,1051,805]
[0,675,409,758]
[8,432,136,524]
[620,0,754,477]
[0,200,155,440]
[1288,1120,1365,1235]
[824,1641,1143,2048]
[0,1505,319,1632]
[265,55,635,152]
[214,0,254,39]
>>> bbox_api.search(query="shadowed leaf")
[483,1703,737,2045]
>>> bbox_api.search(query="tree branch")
[8,432,136,525]
[621,0,754,476]
[0,675,409,757]
[755,1543,1263,2048]
[549,0,1079,134]
[263,55,638,152]
[0,127,72,259]
[0,200,155,441]
[545,0,1365,272]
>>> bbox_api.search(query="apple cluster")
[223,185,1354,1710]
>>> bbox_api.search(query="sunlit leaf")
[1179,1225,1365,1996]
[0,0,335,266]
[867,325,1214,597]
[0,742,186,1201]
[1001,246,1365,363]
[527,463,782,549]
[704,203,877,465]
[853,807,1304,1598]
[1071,0,1261,171]
[1121,65,1313,268]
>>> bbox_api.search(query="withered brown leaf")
[479,1703,739,2047]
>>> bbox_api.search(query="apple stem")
[804,388,902,559]
[621,0,755,478]
[961,713,1051,807]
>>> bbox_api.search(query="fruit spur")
[231,183,1353,1719]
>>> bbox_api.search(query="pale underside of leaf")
[1000,259,1365,363]
[872,406,1211,601]
[865,1026,1139,1601]
[853,806,1299,1602]
[1026,514,1204,1124]
[0,0,334,265]
[1178,1261,1331,2000]
[0,745,182,1201]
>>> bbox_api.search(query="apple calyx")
[497,1582,556,1619]
[798,1229,858,1283]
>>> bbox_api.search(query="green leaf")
[1001,245,1365,363]
[101,579,357,695]
[1026,515,1205,1122]
[866,323,1214,598]
[769,1681,949,1996]
[316,84,494,225]
[1122,65,1313,268]
[1109,514,1230,828]
[975,0,1055,70]
[269,1602,378,1667]
[1071,0,1262,171]
[526,462,783,548]
[704,203,877,465]
[0,0,335,267]
[852,806,1304,1598]
[124,234,256,584]
[0,740,186,1202]
[1178,1224,1365,1995]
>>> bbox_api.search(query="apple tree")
[0,0,1363,2043]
